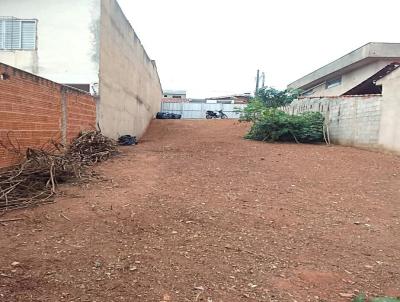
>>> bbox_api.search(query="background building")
[285,42,400,153]
[0,0,162,139]
[163,90,187,99]
[288,42,400,97]
[205,93,251,104]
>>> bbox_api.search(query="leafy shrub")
[239,87,301,123]
[245,109,324,143]
[239,99,268,122]
[238,87,322,144]
[257,87,301,108]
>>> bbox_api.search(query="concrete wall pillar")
[377,68,400,153]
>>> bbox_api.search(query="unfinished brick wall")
[0,63,96,168]
[66,91,97,142]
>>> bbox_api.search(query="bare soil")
[1,120,400,302]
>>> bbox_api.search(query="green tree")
[238,87,300,123]
[257,86,300,108]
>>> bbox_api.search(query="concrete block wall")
[376,68,400,153]
[285,95,383,147]
[0,63,96,168]
[98,0,162,140]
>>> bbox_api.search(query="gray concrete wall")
[285,95,383,147]
[98,0,162,139]
[377,68,400,153]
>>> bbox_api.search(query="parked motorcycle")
[206,110,228,119]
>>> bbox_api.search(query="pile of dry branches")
[0,131,117,212]
[66,130,117,165]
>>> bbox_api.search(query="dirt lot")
[1,120,400,302]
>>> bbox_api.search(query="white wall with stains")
[0,0,100,85]
[377,68,400,153]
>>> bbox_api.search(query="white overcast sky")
[118,0,400,98]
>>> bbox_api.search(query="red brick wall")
[66,91,97,142]
[0,63,96,168]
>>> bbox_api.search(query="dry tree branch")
[0,130,117,213]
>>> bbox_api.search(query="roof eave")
[288,42,400,90]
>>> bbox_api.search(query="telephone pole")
[261,72,265,88]
[255,69,260,96]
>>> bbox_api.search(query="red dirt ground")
[1,120,400,302]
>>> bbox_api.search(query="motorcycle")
[206,110,228,119]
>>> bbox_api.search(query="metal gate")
[160,102,246,119]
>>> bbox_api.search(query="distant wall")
[161,102,246,119]
[285,95,383,147]
[99,0,162,139]
[0,63,96,168]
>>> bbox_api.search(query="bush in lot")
[239,87,300,123]
[245,108,324,143]
[239,99,268,122]
[238,87,324,144]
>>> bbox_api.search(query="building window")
[0,17,37,50]
[325,76,342,89]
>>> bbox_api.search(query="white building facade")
[0,0,100,92]
[288,43,400,97]
[286,43,400,154]
[0,0,162,139]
